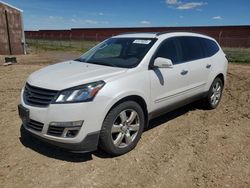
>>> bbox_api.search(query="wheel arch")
[215,73,225,86]
[104,95,149,130]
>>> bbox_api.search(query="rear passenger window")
[201,38,219,57]
[155,38,181,64]
[177,37,204,62]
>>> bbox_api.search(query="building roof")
[0,1,23,12]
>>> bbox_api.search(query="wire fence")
[26,35,250,49]
[219,37,250,48]
[25,38,250,64]
[26,38,101,53]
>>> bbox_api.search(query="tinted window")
[155,38,181,64]
[177,36,204,62]
[201,38,219,57]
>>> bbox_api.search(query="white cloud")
[71,18,77,23]
[166,0,182,5]
[140,20,151,25]
[212,16,223,20]
[84,19,98,24]
[48,16,63,21]
[70,18,109,25]
[100,21,109,24]
[177,2,206,9]
[89,12,107,16]
[166,1,207,10]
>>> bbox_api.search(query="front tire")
[99,101,145,156]
[204,77,224,109]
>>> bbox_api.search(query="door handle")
[206,64,211,69]
[181,70,188,75]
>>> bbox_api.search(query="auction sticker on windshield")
[133,39,151,44]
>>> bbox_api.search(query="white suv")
[18,32,228,155]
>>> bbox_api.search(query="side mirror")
[153,57,173,68]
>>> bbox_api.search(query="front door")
[149,38,190,113]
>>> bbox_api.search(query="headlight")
[53,81,105,103]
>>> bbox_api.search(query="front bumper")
[18,87,109,151]
[21,124,99,152]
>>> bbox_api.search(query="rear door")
[177,36,212,96]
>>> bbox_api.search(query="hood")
[27,60,127,90]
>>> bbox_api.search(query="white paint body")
[20,32,228,145]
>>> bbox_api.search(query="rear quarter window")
[201,38,220,57]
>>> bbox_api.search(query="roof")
[0,1,23,12]
[114,31,214,40]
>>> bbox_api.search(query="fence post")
[36,38,38,53]
[59,34,62,47]
[218,31,223,45]
[69,32,72,47]
[42,33,45,45]
[35,33,38,53]
[51,33,54,47]
[95,33,98,42]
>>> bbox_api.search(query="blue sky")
[2,0,250,30]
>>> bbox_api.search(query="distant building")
[0,1,25,55]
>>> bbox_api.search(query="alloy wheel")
[210,81,222,106]
[111,109,140,148]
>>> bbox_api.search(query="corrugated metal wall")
[0,2,25,55]
[25,25,250,47]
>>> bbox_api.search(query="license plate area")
[18,104,30,125]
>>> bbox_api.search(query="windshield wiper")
[86,61,118,68]
[74,58,84,62]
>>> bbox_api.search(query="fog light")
[49,120,83,138]
[66,129,79,137]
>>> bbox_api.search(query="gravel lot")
[0,52,249,188]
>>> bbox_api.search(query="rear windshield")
[76,38,157,68]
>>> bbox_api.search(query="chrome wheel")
[210,82,222,106]
[111,109,140,148]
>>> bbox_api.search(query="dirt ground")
[0,52,249,188]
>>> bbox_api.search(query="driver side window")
[155,38,181,65]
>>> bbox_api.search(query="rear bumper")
[22,124,100,152]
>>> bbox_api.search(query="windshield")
[76,37,157,68]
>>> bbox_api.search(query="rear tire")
[99,101,145,156]
[204,77,223,109]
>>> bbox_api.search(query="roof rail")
[118,32,157,35]
[118,32,138,35]
[156,31,174,36]
[156,30,207,36]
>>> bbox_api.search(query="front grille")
[47,126,64,137]
[23,83,58,107]
[26,119,44,132]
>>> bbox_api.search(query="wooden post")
[219,31,223,45]
[5,10,12,55]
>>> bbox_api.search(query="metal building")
[0,1,25,55]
